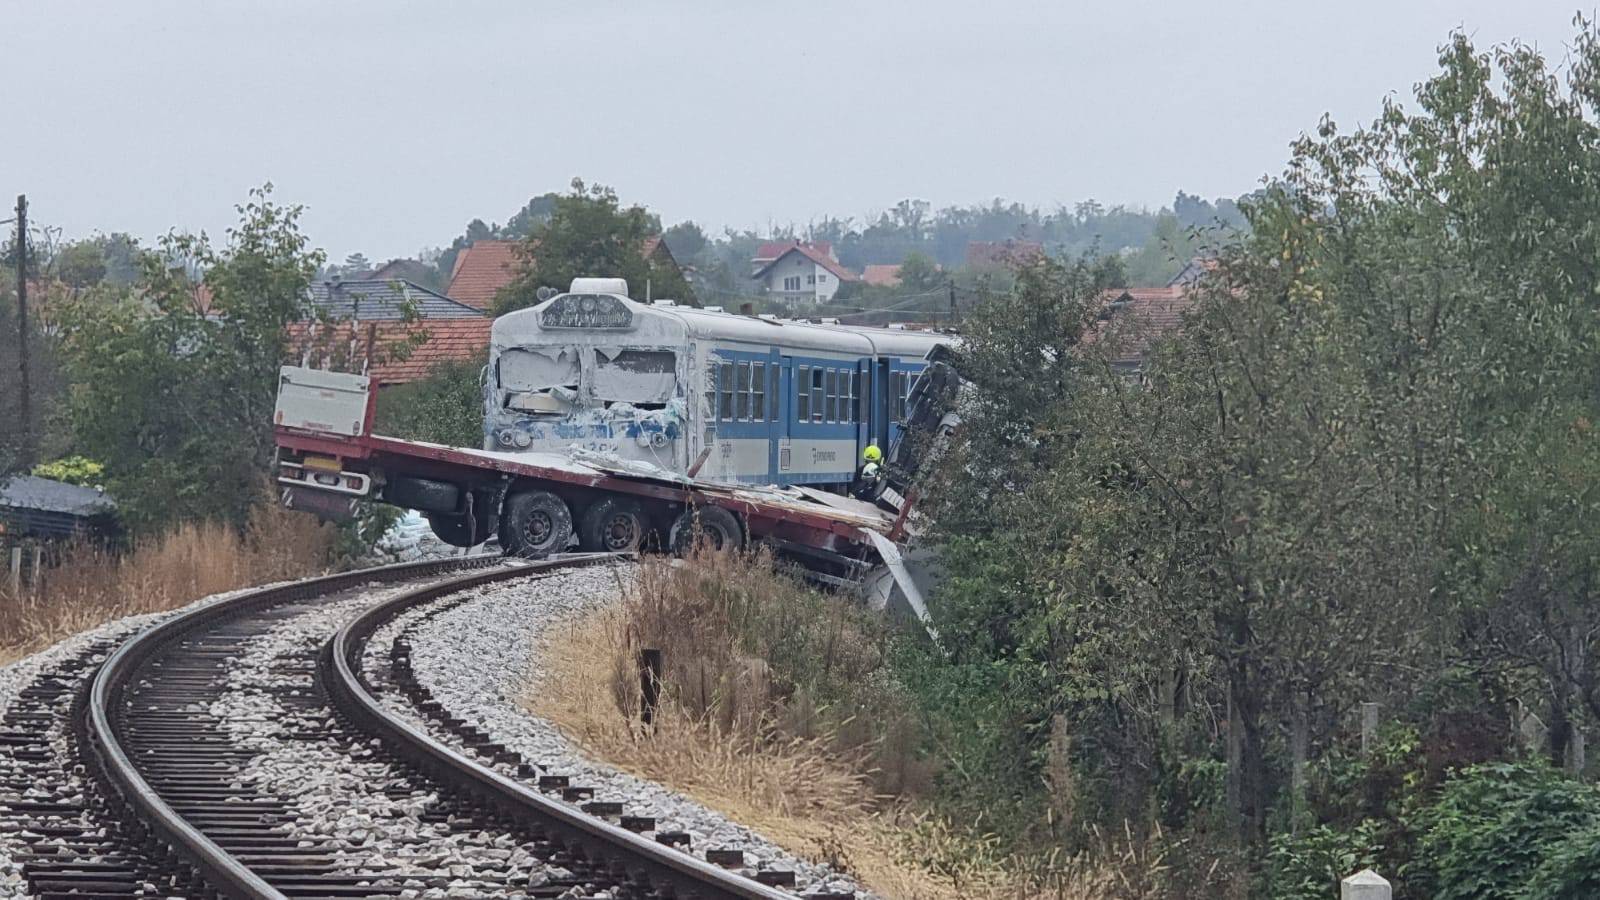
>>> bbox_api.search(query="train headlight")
[512,431,533,449]
[497,428,516,447]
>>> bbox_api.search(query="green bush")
[1523,820,1600,900]
[31,455,106,487]
[1266,820,1384,900]
[1406,761,1600,900]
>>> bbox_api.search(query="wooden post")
[14,194,34,468]
[8,546,20,598]
[29,544,41,595]
[639,648,663,730]
[1341,868,1390,900]
[1361,702,1380,755]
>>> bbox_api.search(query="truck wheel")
[668,506,744,555]
[502,490,572,558]
[579,497,650,553]
[425,512,477,548]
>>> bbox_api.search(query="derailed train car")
[484,278,948,489]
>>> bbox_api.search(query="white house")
[750,241,856,304]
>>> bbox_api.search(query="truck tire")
[502,490,572,558]
[425,512,477,548]
[387,477,460,513]
[578,497,650,553]
[668,505,744,556]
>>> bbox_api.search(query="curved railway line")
[0,557,838,899]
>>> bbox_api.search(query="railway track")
[1,556,827,899]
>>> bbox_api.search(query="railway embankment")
[522,550,1147,899]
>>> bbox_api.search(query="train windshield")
[497,345,677,413]
[591,349,676,405]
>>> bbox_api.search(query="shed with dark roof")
[0,475,120,542]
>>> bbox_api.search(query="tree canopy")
[494,179,693,313]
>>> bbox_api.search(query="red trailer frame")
[274,421,903,563]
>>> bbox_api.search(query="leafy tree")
[54,186,323,533]
[912,19,1600,870]
[661,221,707,261]
[495,179,693,313]
[336,251,371,275]
[897,251,942,292]
[374,356,486,448]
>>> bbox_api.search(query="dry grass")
[526,551,1176,899]
[0,502,336,665]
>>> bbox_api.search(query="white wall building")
[750,242,855,304]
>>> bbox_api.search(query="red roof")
[861,264,903,287]
[1085,286,1196,366]
[286,318,492,385]
[752,243,857,282]
[447,240,522,310]
[755,240,833,262]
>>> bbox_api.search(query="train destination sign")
[540,294,634,329]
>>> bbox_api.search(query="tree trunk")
[1226,659,1266,844]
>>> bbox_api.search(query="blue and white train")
[484,278,951,488]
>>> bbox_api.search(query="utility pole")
[14,194,33,468]
[948,278,957,327]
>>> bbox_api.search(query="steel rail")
[325,558,798,900]
[84,555,503,900]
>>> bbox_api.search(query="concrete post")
[1342,868,1390,900]
[7,547,19,598]
[1360,702,1381,754]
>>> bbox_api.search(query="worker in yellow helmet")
[854,444,884,500]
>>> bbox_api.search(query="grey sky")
[3,1,1584,262]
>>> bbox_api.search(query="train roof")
[493,292,953,358]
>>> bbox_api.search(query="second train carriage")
[484,278,950,489]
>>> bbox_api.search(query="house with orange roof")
[861,264,903,288]
[447,236,682,311]
[749,241,857,304]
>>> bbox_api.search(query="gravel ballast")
[0,582,291,899]
[374,562,868,898]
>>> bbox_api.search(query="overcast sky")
[2,1,1585,262]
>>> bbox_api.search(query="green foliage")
[31,456,104,487]
[495,179,694,313]
[902,16,1600,879]
[53,186,322,533]
[1522,820,1600,899]
[1407,762,1600,900]
[373,357,486,448]
[1266,820,1385,900]
[897,251,943,292]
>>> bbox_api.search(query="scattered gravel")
[0,580,293,899]
[373,562,868,898]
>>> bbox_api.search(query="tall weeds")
[528,549,1183,898]
[0,501,335,664]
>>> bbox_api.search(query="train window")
[834,370,847,422]
[752,362,766,422]
[810,368,824,422]
[719,361,734,421]
[851,372,862,422]
[824,370,837,422]
[735,362,750,420]
[797,366,810,421]
[892,372,909,419]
